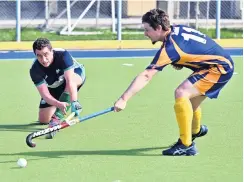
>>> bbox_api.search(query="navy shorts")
[39,65,86,108]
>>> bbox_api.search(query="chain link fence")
[0,0,242,41]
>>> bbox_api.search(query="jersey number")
[175,27,207,44]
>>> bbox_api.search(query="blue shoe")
[162,139,198,156]
[45,115,61,139]
[192,125,208,141]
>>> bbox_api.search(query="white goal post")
[42,0,116,35]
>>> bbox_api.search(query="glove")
[71,101,82,116]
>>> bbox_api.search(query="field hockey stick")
[25,112,76,148]
[26,107,114,148]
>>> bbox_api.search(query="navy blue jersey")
[30,48,82,88]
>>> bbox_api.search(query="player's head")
[142,8,170,44]
[33,38,54,67]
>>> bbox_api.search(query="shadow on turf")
[0,146,171,158]
[0,158,50,165]
[0,122,45,132]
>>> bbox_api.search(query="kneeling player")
[30,38,86,138]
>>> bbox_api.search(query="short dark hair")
[33,38,52,54]
[142,8,170,31]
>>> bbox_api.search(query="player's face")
[35,47,54,67]
[143,23,163,44]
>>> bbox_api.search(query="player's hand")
[114,98,127,112]
[172,65,183,70]
[71,101,82,116]
[57,102,70,115]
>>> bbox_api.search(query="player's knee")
[175,87,186,98]
[175,85,191,98]
[76,74,84,87]
[38,115,51,124]
[38,106,56,124]
[65,74,83,91]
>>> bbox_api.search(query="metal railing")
[0,0,242,41]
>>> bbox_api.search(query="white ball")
[17,158,27,168]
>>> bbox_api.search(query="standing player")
[30,38,86,138]
[113,9,234,156]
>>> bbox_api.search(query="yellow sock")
[174,97,193,146]
[192,107,202,134]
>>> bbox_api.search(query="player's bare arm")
[114,68,158,112]
[37,83,68,114]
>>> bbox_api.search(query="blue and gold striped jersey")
[147,25,234,74]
